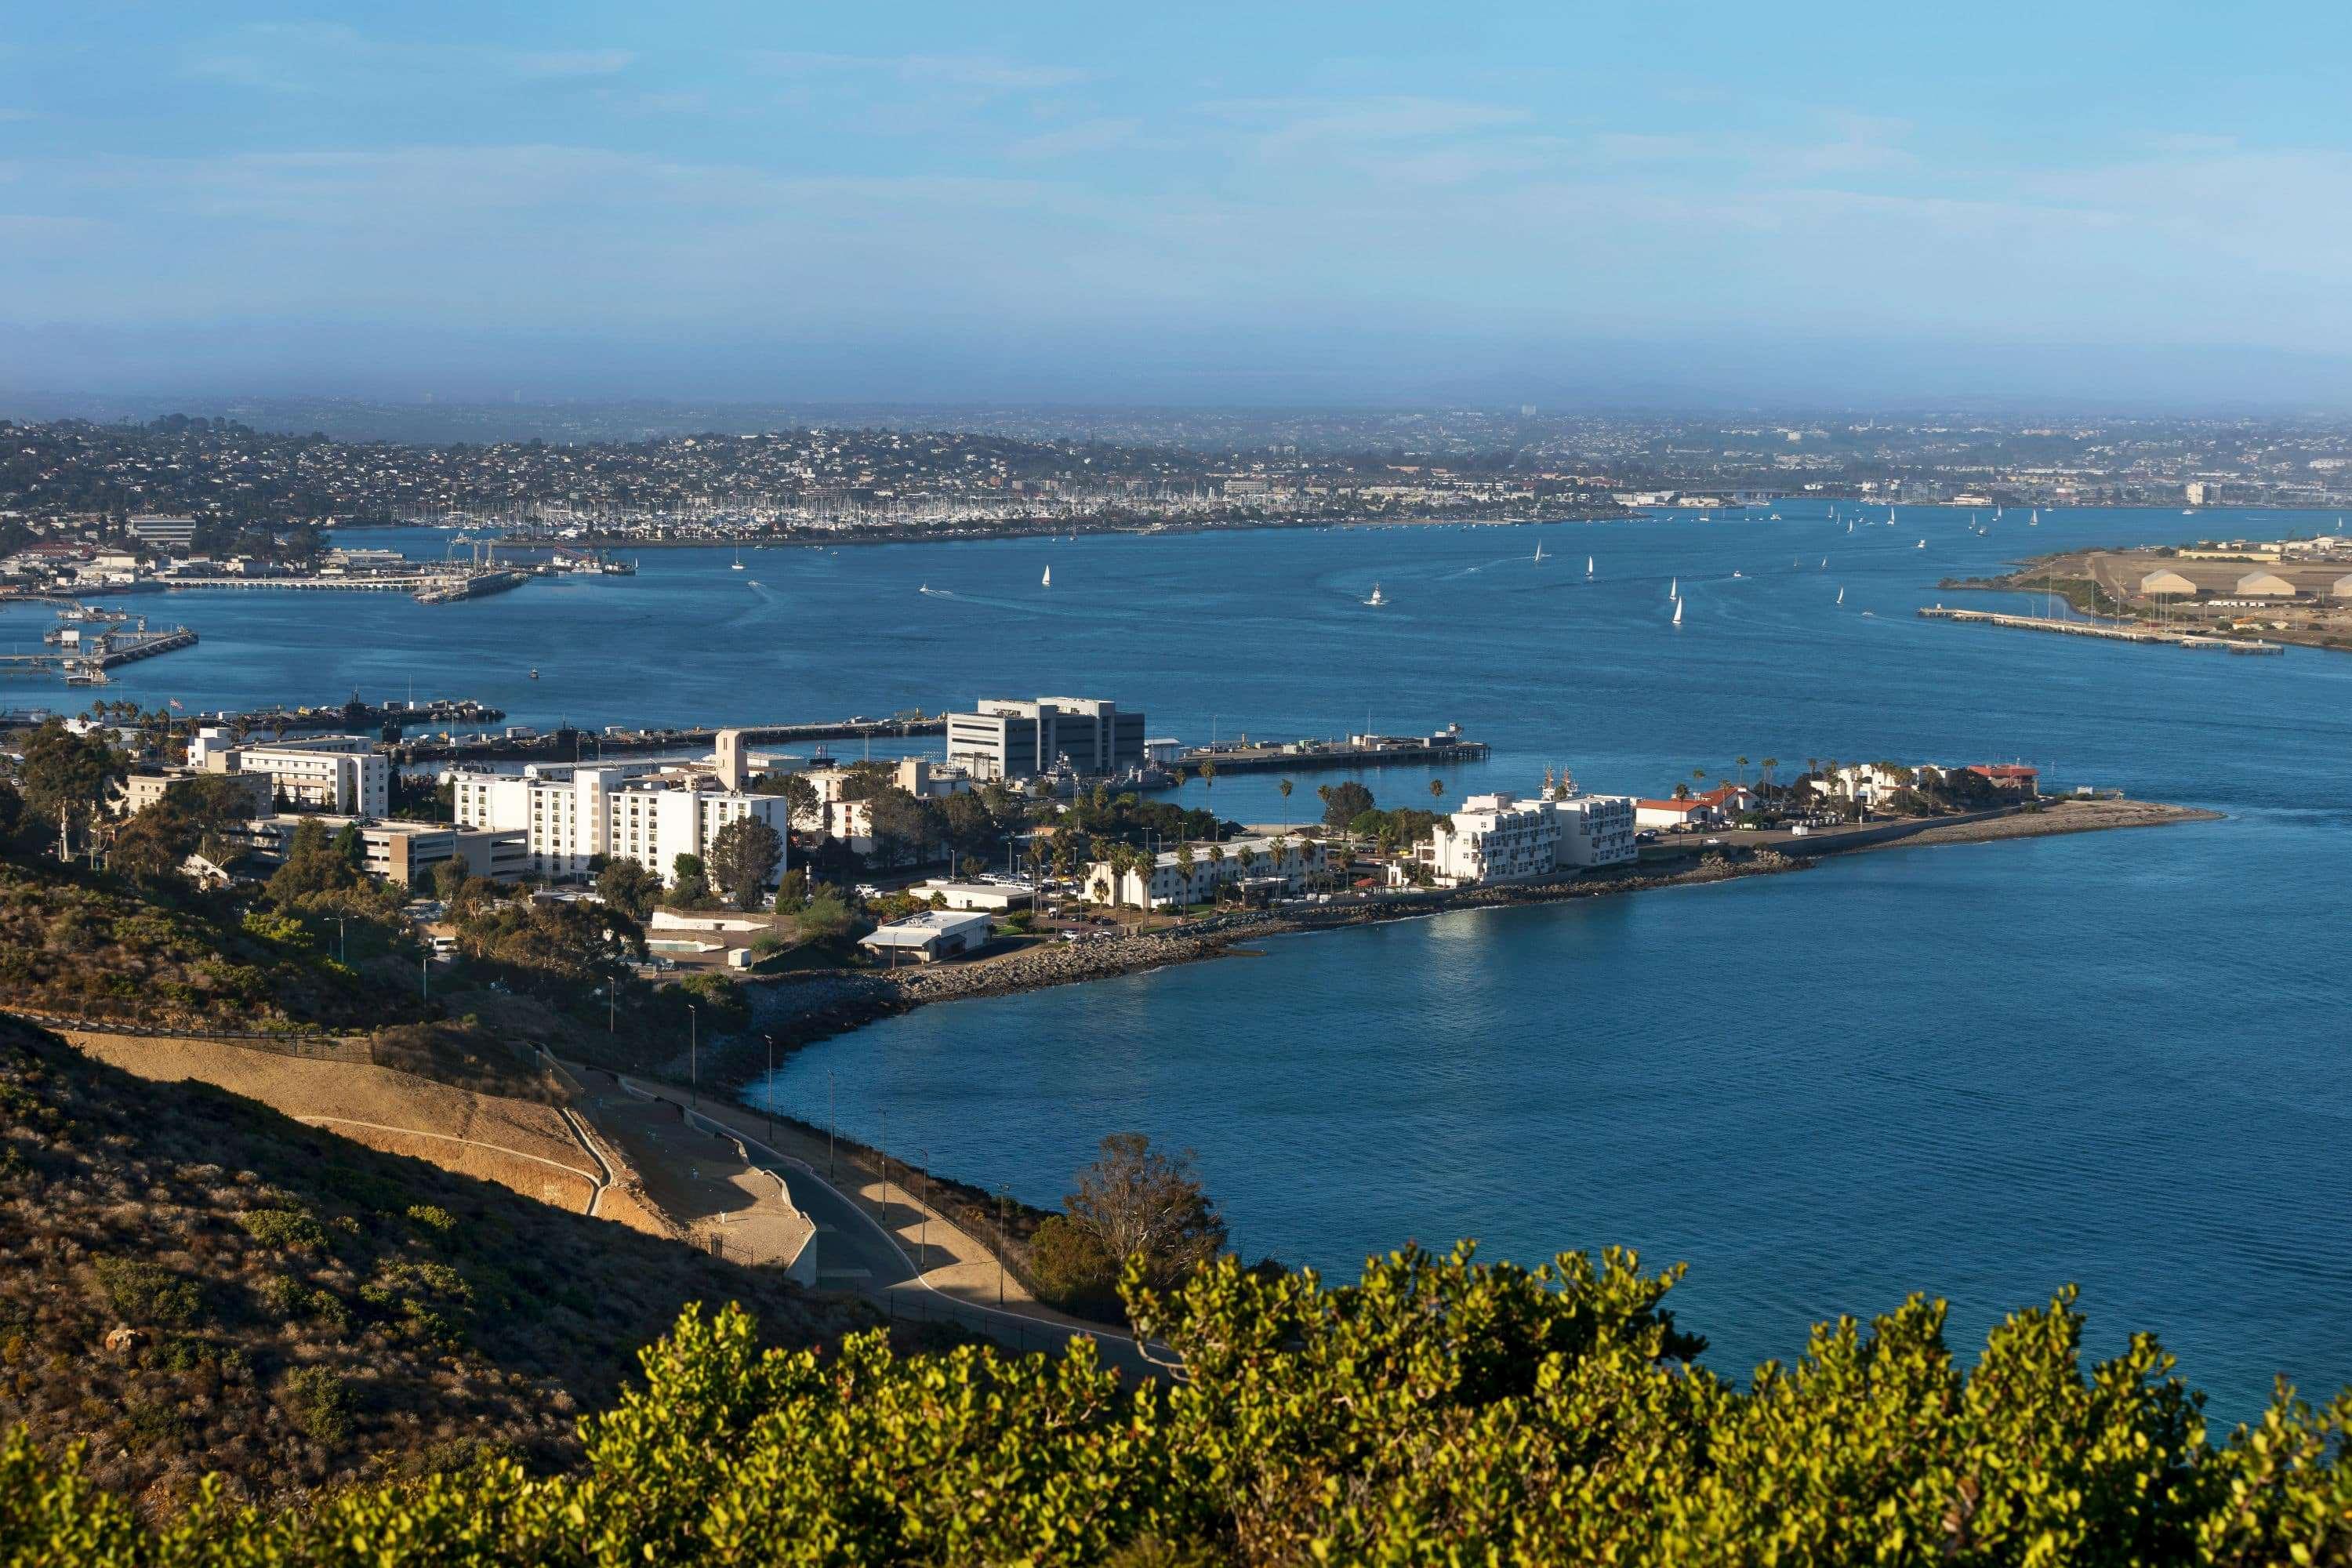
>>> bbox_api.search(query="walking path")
[573,1060,1171,1379]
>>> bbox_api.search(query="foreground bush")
[6,1243,2352,1565]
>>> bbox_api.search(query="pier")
[1178,736,1492,775]
[387,713,948,764]
[1918,606,2283,655]
[0,623,198,683]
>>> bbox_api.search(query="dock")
[0,623,198,683]
[1178,736,1491,775]
[387,713,947,764]
[1918,606,2284,655]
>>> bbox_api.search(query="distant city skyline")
[8,2,2352,409]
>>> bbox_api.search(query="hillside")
[0,858,420,1035]
[0,1016,870,1519]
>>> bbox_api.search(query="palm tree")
[1177,841,1197,910]
[1278,777,1294,826]
[1204,841,1226,905]
[1761,757,1778,797]
[1735,756,1749,793]
[1200,760,1219,837]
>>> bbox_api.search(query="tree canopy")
[8,1242,2350,1565]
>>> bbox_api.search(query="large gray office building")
[946,696,1147,781]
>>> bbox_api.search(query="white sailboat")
[2030,509,2039,526]
[1533,542,1546,564]
[731,546,744,572]
[1671,596,1683,626]
[1915,539,1926,549]
[1586,555,1594,579]
[1819,556,1828,568]
[1366,583,1387,607]
[1042,564,1052,588]
[1836,586,1845,605]
[1668,576,1676,598]
[1846,520,1853,534]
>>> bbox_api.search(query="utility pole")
[763,1034,775,1142]
[686,1004,697,1110]
[827,1069,837,1180]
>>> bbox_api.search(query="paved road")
[590,1069,1168,1381]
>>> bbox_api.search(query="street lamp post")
[686,1003,697,1110]
[919,1146,931,1276]
[763,1033,775,1142]
[827,1069,836,1179]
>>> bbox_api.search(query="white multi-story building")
[1085,834,1326,910]
[1552,793,1638,867]
[947,696,1145,781]
[1402,788,1638,887]
[452,764,789,887]
[202,734,389,817]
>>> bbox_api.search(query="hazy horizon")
[9,2,2352,412]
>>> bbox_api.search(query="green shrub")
[280,1366,352,1444]
[238,1207,328,1253]
[90,1258,203,1328]
[404,1203,456,1236]
[1027,1214,1116,1311]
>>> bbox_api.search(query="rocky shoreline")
[735,797,2217,1079]
[739,847,1809,1070]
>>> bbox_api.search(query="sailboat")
[1668,576,1677,598]
[1671,596,1683,626]
[1836,587,1845,606]
[1041,564,1052,588]
[1586,555,1595,579]
[1533,542,1546,564]
[1846,520,1853,534]
[731,546,744,572]
[1819,556,1828,568]
[1915,539,1926,549]
[2030,509,2038,526]
[1366,583,1387,607]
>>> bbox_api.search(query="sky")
[6,2,2352,411]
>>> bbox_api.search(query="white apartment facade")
[1086,834,1327,910]
[452,764,789,887]
[1403,789,1638,887]
[201,733,389,817]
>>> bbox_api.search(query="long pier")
[388,714,947,764]
[1918,606,2283,655]
[0,624,198,681]
[1178,738,1491,775]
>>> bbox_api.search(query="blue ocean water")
[12,505,2347,1414]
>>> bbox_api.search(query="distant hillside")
[0,858,419,1035]
[0,1017,869,1518]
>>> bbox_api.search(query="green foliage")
[1316,779,1376,829]
[238,1207,328,1254]
[90,1258,204,1329]
[793,890,852,944]
[279,1367,353,1445]
[16,1246,2352,1565]
[592,855,661,920]
[1028,1213,1117,1309]
[704,816,782,909]
[13,720,122,844]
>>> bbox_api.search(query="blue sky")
[6,2,2352,408]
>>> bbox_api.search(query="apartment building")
[1085,834,1327,910]
[1404,789,1639,887]
[191,731,389,816]
[452,764,787,887]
